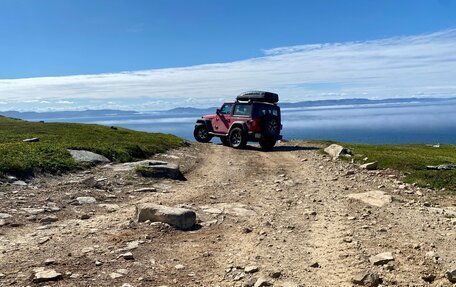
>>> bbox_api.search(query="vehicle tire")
[229,127,247,148]
[262,115,280,137]
[220,136,230,146]
[194,125,213,143]
[259,138,276,150]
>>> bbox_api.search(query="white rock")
[76,196,96,205]
[347,190,392,207]
[324,144,352,158]
[360,162,378,170]
[369,252,394,265]
[32,269,63,283]
[68,149,110,164]
[135,203,196,230]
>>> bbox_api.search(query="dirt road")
[0,141,455,286]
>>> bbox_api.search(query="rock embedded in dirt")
[360,162,378,170]
[244,266,259,274]
[135,203,196,230]
[40,215,58,224]
[12,180,27,186]
[32,268,63,283]
[44,258,56,266]
[134,160,185,180]
[76,196,97,205]
[254,277,272,287]
[134,187,158,193]
[81,176,99,188]
[447,267,456,283]
[324,144,352,158]
[0,213,12,219]
[369,252,394,266]
[352,271,382,286]
[68,149,110,164]
[347,190,392,207]
[121,252,134,260]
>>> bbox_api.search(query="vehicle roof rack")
[236,91,279,104]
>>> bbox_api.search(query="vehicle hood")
[202,114,216,119]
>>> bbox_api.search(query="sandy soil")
[0,141,455,287]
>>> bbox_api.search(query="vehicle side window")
[220,104,233,115]
[255,105,279,117]
[233,104,252,116]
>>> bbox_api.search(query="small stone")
[254,277,272,287]
[110,272,124,279]
[175,264,185,270]
[32,269,63,283]
[80,214,91,220]
[38,236,51,245]
[134,187,157,192]
[352,271,382,286]
[44,258,56,266]
[76,196,96,205]
[0,213,12,219]
[122,252,134,260]
[360,162,378,170]
[369,252,394,266]
[95,260,103,266]
[421,273,436,283]
[425,250,439,260]
[40,215,58,224]
[269,271,282,278]
[310,262,320,268]
[446,267,456,283]
[244,266,259,274]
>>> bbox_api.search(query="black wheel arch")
[195,119,213,133]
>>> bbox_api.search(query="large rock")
[113,160,185,180]
[68,149,110,164]
[135,203,196,230]
[32,268,63,283]
[347,190,392,207]
[360,162,378,170]
[324,144,352,158]
[135,161,185,180]
[369,252,394,265]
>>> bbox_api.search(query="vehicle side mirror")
[216,108,221,115]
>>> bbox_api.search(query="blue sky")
[1,0,456,111]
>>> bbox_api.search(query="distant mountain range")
[1,97,455,120]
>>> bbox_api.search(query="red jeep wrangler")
[193,91,282,150]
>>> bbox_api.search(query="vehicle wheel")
[220,136,230,146]
[263,115,280,137]
[259,138,276,150]
[229,127,247,148]
[194,125,213,143]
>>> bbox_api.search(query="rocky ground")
[0,141,455,287]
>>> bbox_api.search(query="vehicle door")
[212,103,233,134]
[231,103,252,127]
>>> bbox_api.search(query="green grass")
[345,143,456,191]
[0,116,184,177]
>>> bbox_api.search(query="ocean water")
[11,100,456,144]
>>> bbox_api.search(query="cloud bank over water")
[1,29,456,111]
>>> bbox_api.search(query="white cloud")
[1,29,456,111]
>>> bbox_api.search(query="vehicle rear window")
[233,103,252,116]
[254,104,279,117]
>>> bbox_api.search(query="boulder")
[68,149,110,164]
[347,190,392,207]
[324,144,352,158]
[360,162,378,170]
[369,252,394,266]
[135,203,196,230]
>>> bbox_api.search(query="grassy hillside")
[0,116,184,177]
[346,143,456,191]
